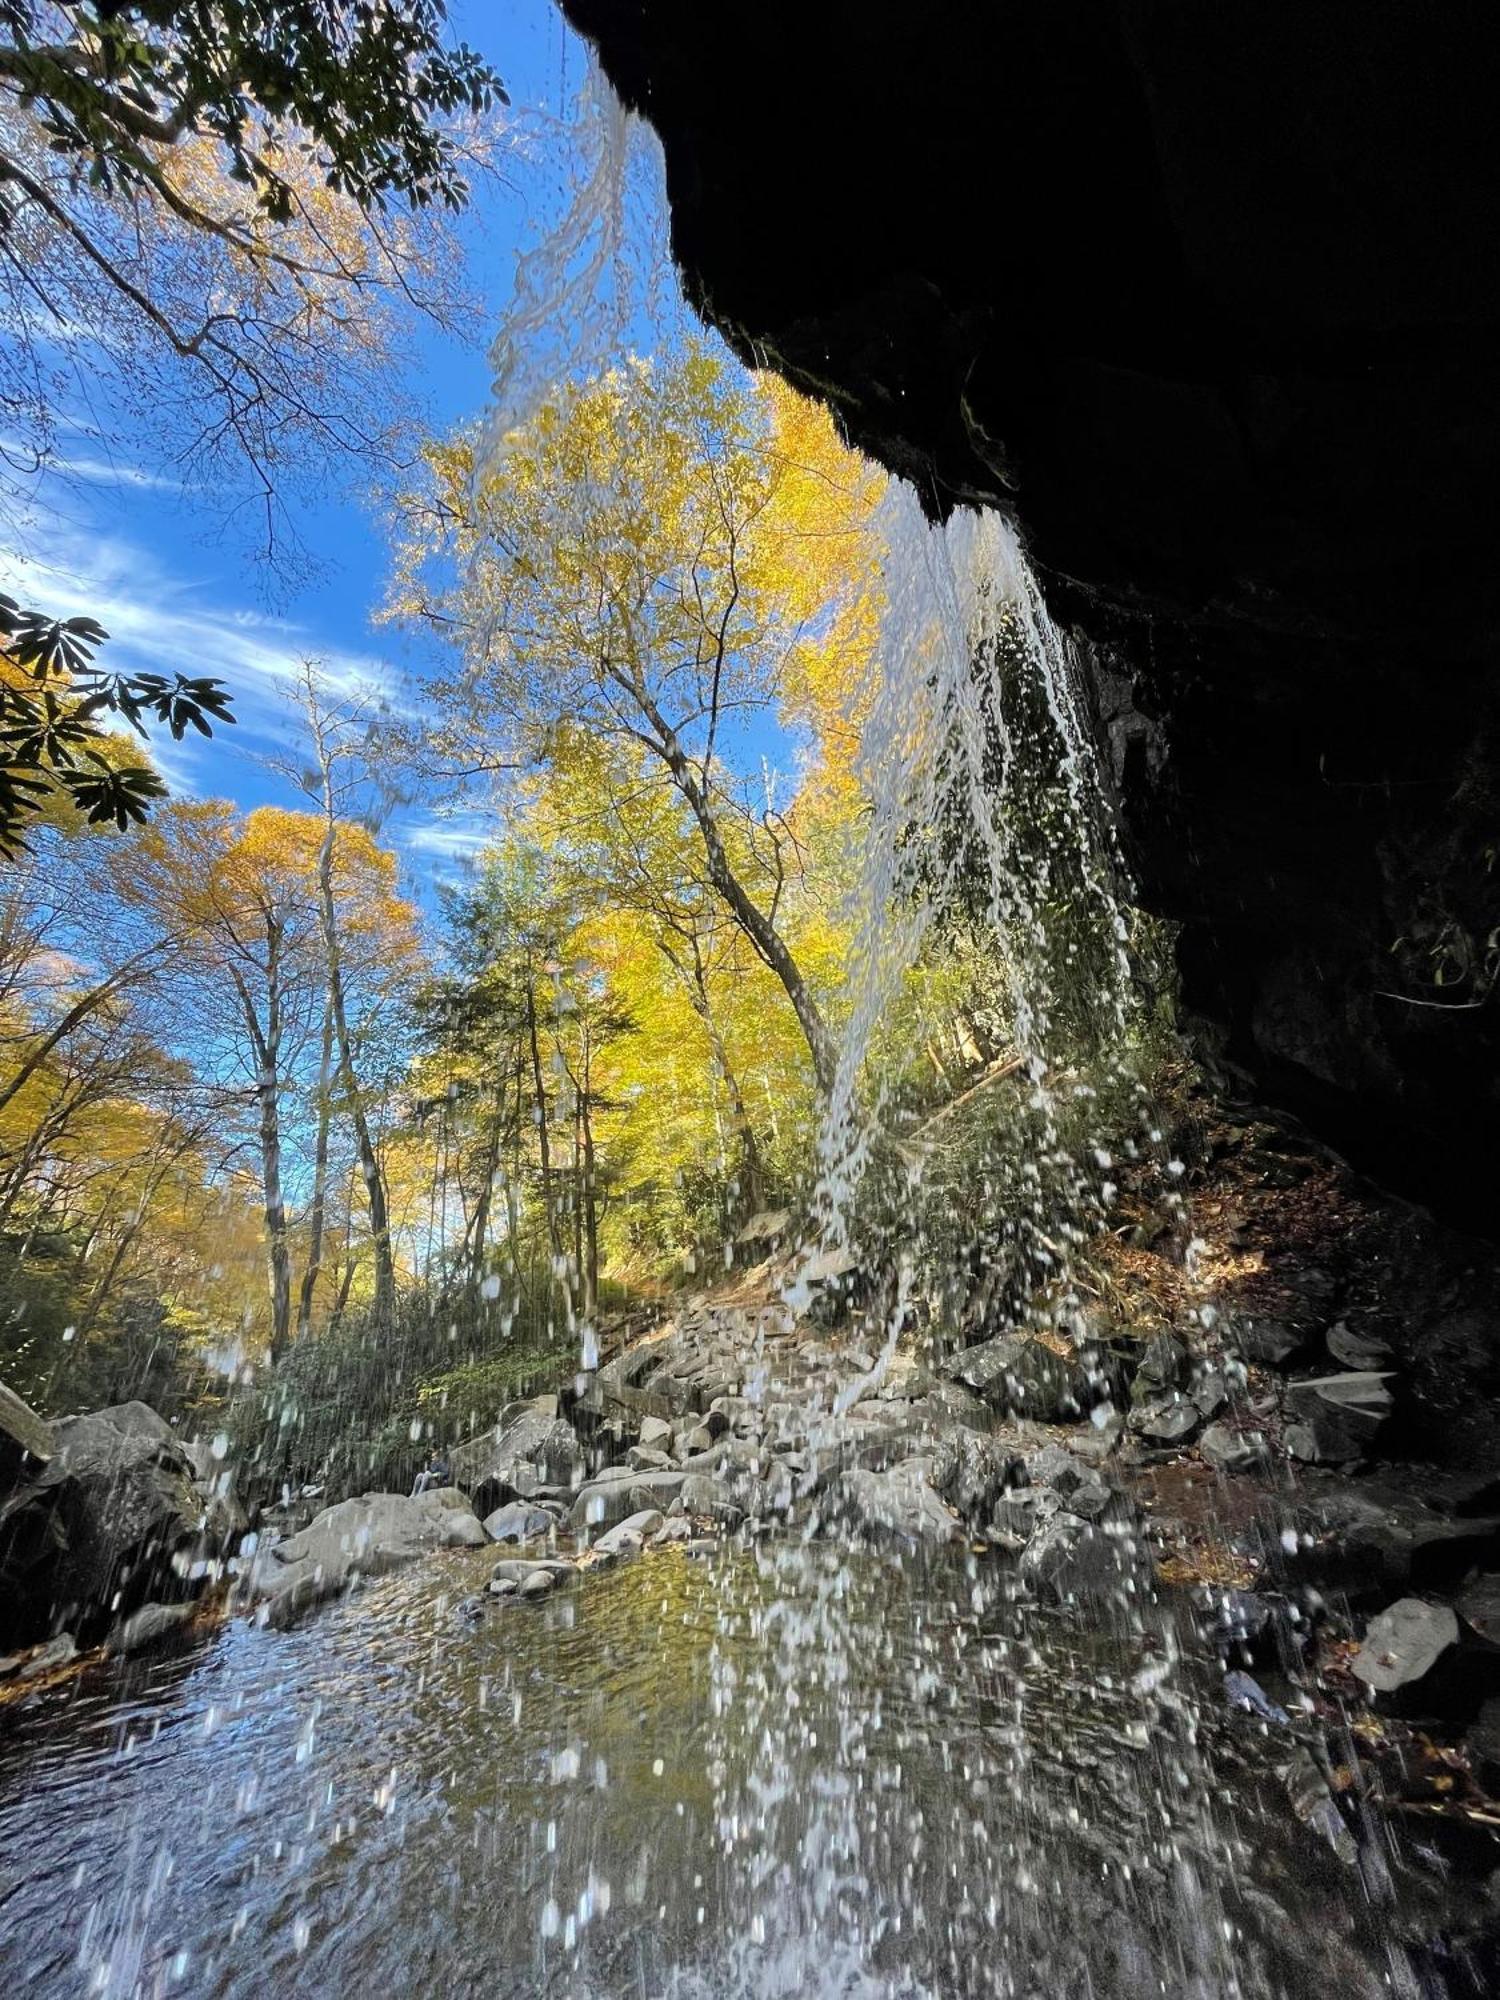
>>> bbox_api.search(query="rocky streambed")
[5,1130,1500,1989]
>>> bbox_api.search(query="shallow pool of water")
[0,1542,1442,1997]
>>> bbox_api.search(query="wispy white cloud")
[400,812,494,860]
[0,511,400,798]
[50,454,189,494]
[0,507,488,896]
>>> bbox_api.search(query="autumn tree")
[129,799,420,1360]
[389,347,883,1095]
[284,663,412,1335]
[409,842,631,1321]
[527,738,773,1220]
[0,818,264,1408]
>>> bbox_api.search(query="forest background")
[0,1,1165,1500]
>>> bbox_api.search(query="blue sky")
[0,0,667,892]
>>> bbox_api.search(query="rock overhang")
[560,0,1500,1232]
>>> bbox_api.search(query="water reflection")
[0,1546,1416,1997]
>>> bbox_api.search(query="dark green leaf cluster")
[0,591,234,852]
[0,2,505,218]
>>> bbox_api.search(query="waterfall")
[787,482,1153,1394]
[481,58,677,456]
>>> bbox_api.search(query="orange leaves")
[132,798,418,976]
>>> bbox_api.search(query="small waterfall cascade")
[810,488,1144,1249]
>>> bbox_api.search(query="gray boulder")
[0,1632,76,1678]
[989,1485,1061,1549]
[585,1344,686,1419]
[483,1500,556,1544]
[924,1431,1020,1522]
[592,1509,665,1560]
[1189,1367,1229,1420]
[2,1402,209,1642]
[1004,1341,1084,1421]
[1133,1331,1189,1395]
[1023,1444,1111,1520]
[917,1381,993,1432]
[1352,1597,1459,1693]
[568,1467,687,1530]
[1236,1317,1305,1367]
[1130,1394,1201,1446]
[627,1445,677,1472]
[411,1487,490,1547]
[1286,1482,1500,1596]
[491,1556,576,1586]
[1020,1511,1150,1603]
[652,1515,695,1546]
[1199,1423,1268,1475]
[1327,1322,1394,1372]
[949,1335,1024,1396]
[250,1488,488,1628]
[828,1465,961,1550]
[109,1600,195,1656]
[1284,1372,1392,1460]
[677,1472,746,1527]
[449,1406,585,1506]
[1455,1573,1500,1646]
[90,1400,178,1445]
[953,1337,1081,1420]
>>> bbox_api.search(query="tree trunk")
[327,1168,360,1335]
[525,978,563,1272]
[314,817,397,1328]
[465,1075,507,1290]
[295,996,335,1341]
[659,932,766,1215]
[233,938,292,1365]
[507,1046,527,1299]
[571,1098,584,1295]
[580,1058,600,1317]
[663,745,837,1092]
[697,988,765,1215]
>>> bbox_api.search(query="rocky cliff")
[562,0,1500,1230]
